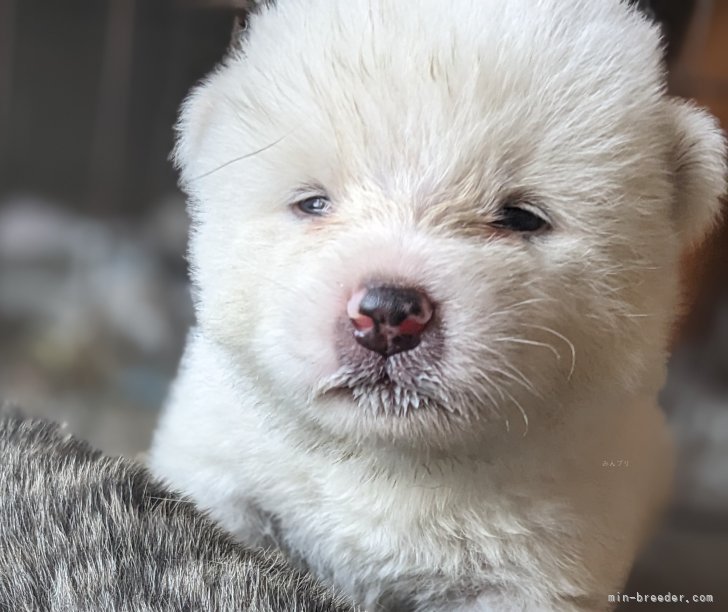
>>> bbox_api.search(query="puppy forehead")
[230,0,666,182]
[245,2,661,111]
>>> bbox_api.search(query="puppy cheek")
[255,266,345,391]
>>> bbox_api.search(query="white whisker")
[522,324,576,381]
[502,387,529,437]
[494,336,561,361]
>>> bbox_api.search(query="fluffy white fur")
[150,1,727,610]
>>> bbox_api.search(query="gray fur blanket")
[0,412,356,612]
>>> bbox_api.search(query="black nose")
[347,285,434,357]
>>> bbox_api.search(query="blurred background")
[0,0,726,609]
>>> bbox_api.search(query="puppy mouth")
[312,323,454,417]
[314,371,449,417]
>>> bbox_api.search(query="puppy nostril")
[347,285,434,357]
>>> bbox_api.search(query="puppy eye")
[294,196,331,216]
[490,206,549,234]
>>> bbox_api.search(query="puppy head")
[176,0,726,448]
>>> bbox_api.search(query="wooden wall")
[670,0,728,343]
[0,0,233,216]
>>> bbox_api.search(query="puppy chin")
[310,393,481,450]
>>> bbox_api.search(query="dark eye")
[294,196,331,216]
[491,206,549,233]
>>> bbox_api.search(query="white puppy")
[150,1,726,610]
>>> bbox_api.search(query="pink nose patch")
[397,317,428,336]
[350,314,375,332]
[347,288,374,331]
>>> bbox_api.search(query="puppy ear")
[175,1,270,185]
[668,99,727,247]
[228,0,272,53]
[173,80,215,188]
[228,6,251,54]
[229,13,247,53]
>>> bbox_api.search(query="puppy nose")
[347,285,434,357]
